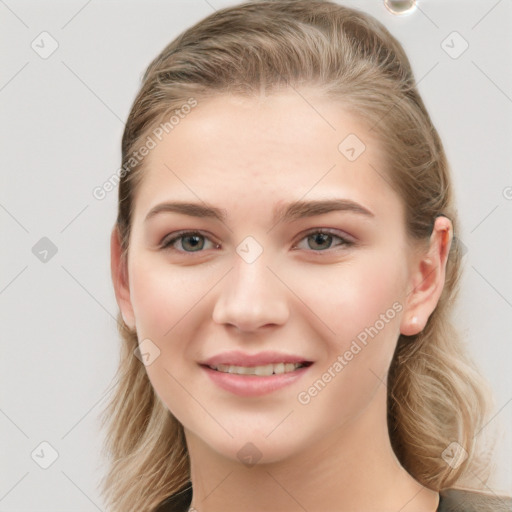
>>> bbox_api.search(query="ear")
[110,226,136,330]
[400,216,453,336]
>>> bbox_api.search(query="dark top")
[155,485,512,512]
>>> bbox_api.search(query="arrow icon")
[441,441,467,468]
[31,441,59,469]
[32,237,58,263]
[338,134,366,161]
[134,339,161,366]
[441,31,468,59]
[236,236,263,263]
[237,441,263,467]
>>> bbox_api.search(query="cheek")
[127,257,212,419]
[129,255,213,338]
[291,257,404,428]
[288,251,405,354]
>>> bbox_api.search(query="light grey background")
[1,0,511,510]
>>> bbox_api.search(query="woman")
[100,1,512,511]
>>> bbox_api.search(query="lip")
[200,364,312,397]
[199,351,314,397]
[201,350,312,367]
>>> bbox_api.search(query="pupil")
[183,235,204,251]
[309,233,332,250]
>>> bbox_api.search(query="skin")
[111,89,452,512]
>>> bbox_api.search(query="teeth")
[211,362,305,376]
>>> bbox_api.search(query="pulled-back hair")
[99,1,494,510]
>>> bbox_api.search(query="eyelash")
[160,229,354,254]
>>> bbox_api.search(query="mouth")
[200,360,313,396]
[204,361,313,376]
[199,351,314,396]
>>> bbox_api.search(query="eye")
[160,229,353,254]
[160,231,219,253]
[294,229,354,252]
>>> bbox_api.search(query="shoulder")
[154,484,192,512]
[438,488,512,512]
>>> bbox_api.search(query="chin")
[192,428,306,467]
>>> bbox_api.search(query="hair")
[99,1,498,510]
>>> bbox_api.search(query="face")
[116,89,419,465]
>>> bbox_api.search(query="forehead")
[132,90,401,223]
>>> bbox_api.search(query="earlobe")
[110,226,136,330]
[401,313,423,337]
[400,216,453,337]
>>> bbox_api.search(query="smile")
[208,362,309,376]
[201,362,313,397]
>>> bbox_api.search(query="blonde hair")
[99,1,496,510]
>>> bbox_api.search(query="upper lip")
[201,350,313,367]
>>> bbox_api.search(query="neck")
[184,385,439,512]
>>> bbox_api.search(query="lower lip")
[200,364,312,397]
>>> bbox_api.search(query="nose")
[212,255,289,332]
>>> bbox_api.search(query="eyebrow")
[144,198,374,225]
